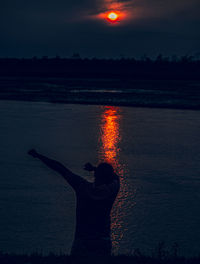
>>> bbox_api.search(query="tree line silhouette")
[0,55,200,80]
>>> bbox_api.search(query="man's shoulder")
[87,180,120,200]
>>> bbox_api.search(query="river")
[0,100,200,256]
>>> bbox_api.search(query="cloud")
[128,0,200,18]
[88,0,200,21]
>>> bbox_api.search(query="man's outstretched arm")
[28,149,86,190]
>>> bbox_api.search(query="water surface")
[0,101,200,256]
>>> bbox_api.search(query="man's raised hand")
[84,162,96,171]
[28,149,38,158]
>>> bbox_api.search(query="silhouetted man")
[28,149,120,256]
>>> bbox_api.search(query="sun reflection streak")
[98,106,135,254]
[100,106,120,163]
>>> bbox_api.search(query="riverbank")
[0,77,200,110]
[1,252,200,264]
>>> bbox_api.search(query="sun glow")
[93,0,134,24]
[96,8,127,24]
[107,11,119,22]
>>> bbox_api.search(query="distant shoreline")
[0,77,200,110]
[1,95,200,111]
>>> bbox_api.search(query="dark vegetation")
[0,56,200,109]
[1,252,200,264]
[1,242,200,264]
[0,56,200,79]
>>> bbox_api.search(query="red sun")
[106,11,119,23]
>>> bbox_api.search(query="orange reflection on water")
[100,106,120,164]
[98,106,134,254]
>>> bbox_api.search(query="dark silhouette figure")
[28,149,120,256]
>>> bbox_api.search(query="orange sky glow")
[107,12,119,22]
[98,10,127,24]
[95,0,130,24]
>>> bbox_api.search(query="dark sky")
[0,0,200,58]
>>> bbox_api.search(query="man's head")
[94,162,115,185]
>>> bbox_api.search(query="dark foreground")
[1,253,200,264]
